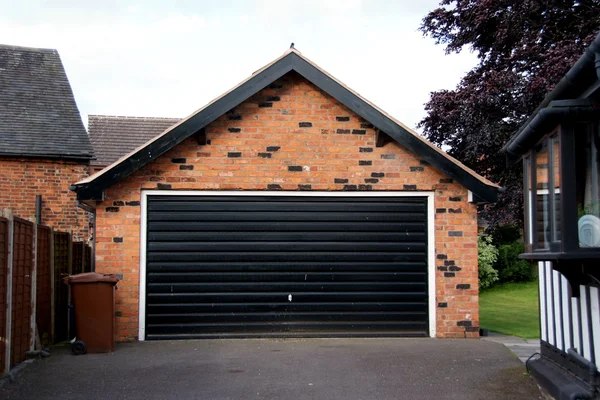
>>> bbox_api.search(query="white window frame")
[138,190,437,340]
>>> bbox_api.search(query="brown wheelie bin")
[64,273,119,354]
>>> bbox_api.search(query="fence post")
[30,223,37,352]
[4,209,13,373]
[49,228,55,344]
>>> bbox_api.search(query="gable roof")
[72,48,501,203]
[88,115,180,167]
[0,44,92,160]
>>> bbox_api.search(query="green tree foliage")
[478,235,499,289]
[420,0,600,229]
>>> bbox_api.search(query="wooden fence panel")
[11,218,33,368]
[53,232,70,343]
[72,242,92,275]
[36,226,52,346]
[0,218,8,374]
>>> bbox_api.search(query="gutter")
[502,32,600,159]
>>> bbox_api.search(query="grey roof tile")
[88,115,180,167]
[0,44,92,160]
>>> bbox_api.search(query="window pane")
[535,142,550,249]
[551,136,561,242]
[524,157,532,245]
[576,124,600,248]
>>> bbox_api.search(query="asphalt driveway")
[0,338,541,400]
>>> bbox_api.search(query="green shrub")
[478,235,499,290]
[495,241,536,283]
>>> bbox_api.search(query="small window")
[575,124,600,248]
[550,135,561,242]
[535,142,550,249]
[524,157,533,246]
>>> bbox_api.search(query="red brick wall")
[95,72,479,341]
[0,158,90,241]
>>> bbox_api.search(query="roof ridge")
[0,43,57,53]
[88,115,181,120]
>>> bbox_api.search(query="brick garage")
[72,48,500,341]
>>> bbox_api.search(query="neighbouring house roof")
[88,115,180,167]
[72,47,501,203]
[0,44,92,160]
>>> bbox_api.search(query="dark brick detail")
[444,260,455,266]
[266,146,280,152]
[403,184,417,190]
[352,129,366,135]
[336,116,350,121]
[449,266,462,272]
[343,185,357,191]
[288,166,303,172]
[436,208,446,213]
[299,122,313,128]
[126,201,140,206]
[334,178,348,184]
[410,166,424,172]
[371,172,384,178]
[440,178,453,184]
[228,127,241,133]
[258,153,272,158]
[449,231,463,237]
[449,208,462,213]
[381,154,395,159]
[171,158,186,164]
[437,254,447,260]
[105,207,119,212]
[465,326,479,332]
[113,237,123,243]
[444,272,455,278]
[267,96,280,101]
[115,311,123,317]
[419,160,430,165]
[438,302,448,308]
[365,178,379,183]
[149,176,163,182]
[360,123,373,129]
[206,140,212,145]
[359,160,372,166]
[227,115,242,120]
[179,165,194,170]
[359,147,373,153]
[113,201,124,207]
[456,284,471,290]
[449,196,462,202]
[267,184,282,190]
[298,184,312,191]
[457,320,472,327]
[268,83,283,89]
[157,183,172,190]
[259,102,273,108]
[227,152,242,158]
[336,129,350,134]
[437,266,448,272]
[358,185,372,191]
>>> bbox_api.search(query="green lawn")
[479,281,540,339]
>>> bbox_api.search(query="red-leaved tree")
[420,0,600,230]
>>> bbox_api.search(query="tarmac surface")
[0,338,542,400]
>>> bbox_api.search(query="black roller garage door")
[144,195,429,339]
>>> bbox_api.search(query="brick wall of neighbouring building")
[0,158,90,241]
[94,72,479,341]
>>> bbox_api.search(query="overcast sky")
[0,0,477,131]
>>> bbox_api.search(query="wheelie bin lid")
[63,272,119,285]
